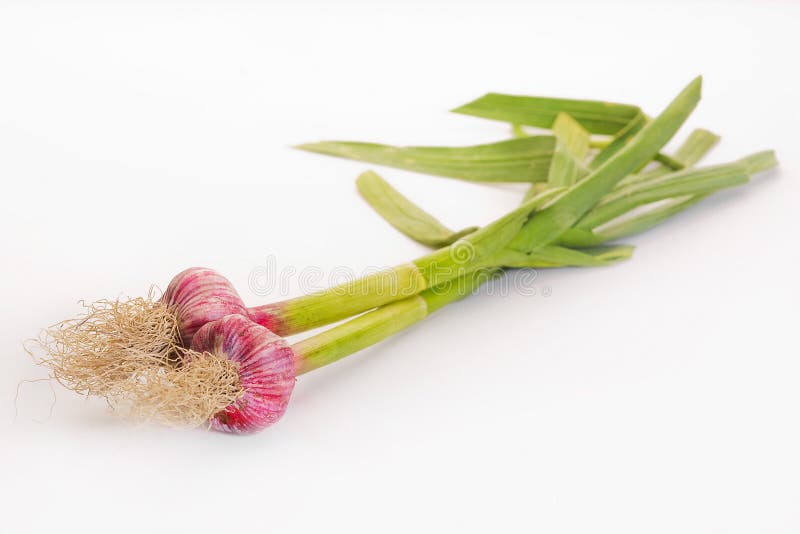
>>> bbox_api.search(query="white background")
[2,1,798,532]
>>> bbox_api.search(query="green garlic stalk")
[263,77,707,335]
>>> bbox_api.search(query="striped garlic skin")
[191,314,297,433]
[162,267,250,346]
[162,267,285,346]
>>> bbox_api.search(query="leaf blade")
[616,128,721,187]
[578,162,750,229]
[296,136,555,183]
[509,76,703,254]
[546,112,590,187]
[491,244,634,268]
[451,93,642,135]
[590,111,648,168]
[560,151,778,245]
[356,171,477,248]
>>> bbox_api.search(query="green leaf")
[522,183,566,205]
[559,195,707,247]
[522,182,550,203]
[558,150,778,246]
[296,136,555,183]
[592,195,706,244]
[491,244,634,268]
[590,111,647,168]
[451,93,642,135]
[555,227,606,248]
[673,128,721,167]
[413,192,550,286]
[356,170,477,247]
[546,113,590,188]
[652,151,685,170]
[356,170,634,270]
[617,128,721,187]
[508,76,703,254]
[735,150,778,174]
[577,163,749,230]
[511,124,528,138]
[538,113,591,160]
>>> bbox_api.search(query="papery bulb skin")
[162,267,249,346]
[191,314,297,433]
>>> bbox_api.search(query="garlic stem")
[293,269,501,374]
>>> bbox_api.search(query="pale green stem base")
[255,263,427,336]
[261,193,542,336]
[293,269,500,374]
